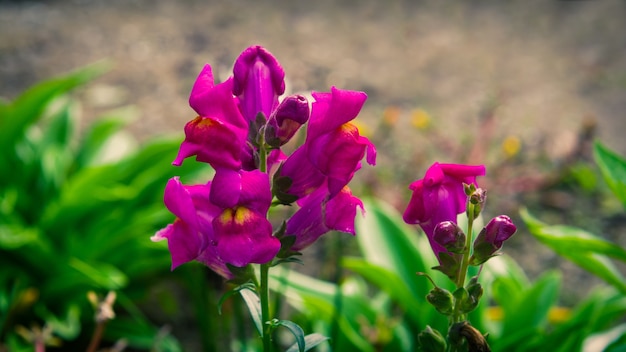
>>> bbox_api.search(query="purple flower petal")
[152,177,226,275]
[278,147,326,199]
[403,162,486,258]
[307,87,367,142]
[233,45,285,122]
[213,207,280,266]
[325,186,364,235]
[173,116,247,169]
[286,185,364,251]
[210,169,243,209]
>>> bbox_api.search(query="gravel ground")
[2,0,626,344]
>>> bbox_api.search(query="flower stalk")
[260,262,272,352]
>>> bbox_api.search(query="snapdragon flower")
[155,45,374,278]
[277,87,376,200]
[403,162,485,258]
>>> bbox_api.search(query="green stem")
[260,263,272,352]
[455,203,474,289]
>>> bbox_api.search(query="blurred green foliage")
[0,64,210,351]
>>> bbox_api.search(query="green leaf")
[75,106,137,168]
[0,224,40,249]
[540,288,626,352]
[521,208,626,293]
[342,257,419,319]
[492,271,561,351]
[217,282,256,315]
[0,61,109,161]
[239,287,263,337]
[269,269,376,352]
[594,141,626,209]
[285,333,330,352]
[68,257,128,290]
[275,320,305,352]
[355,198,450,330]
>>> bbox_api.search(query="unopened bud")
[418,326,447,352]
[433,221,466,253]
[265,94,309,147]
[470,215,517,266]
[426,286,454,316]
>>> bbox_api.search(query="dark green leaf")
[275,320,306,352]
[75,106,137,168]
[0,61,109,161]
[68,258,128,290]
[217,282,256,315]
[240,287,263,337]
[355,198,450,330]
[522,209,626,293]
[285,333,330,352]
[594,141,626,209]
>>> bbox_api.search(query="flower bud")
[470,215,517,266]
[433,221,466,254]
[449,321,491,352]
[426,286,454,316]
[265,94,309,147]
[232,45,285,122]
[417,326,447,352]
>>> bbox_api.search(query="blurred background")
[2,0,626,351]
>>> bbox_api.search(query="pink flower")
[403,162,485,257]
[152,171,281,278]
[277,87,376,200]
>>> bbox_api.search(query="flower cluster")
[403,162,516,278]
[404,162,517,352]
[152,46,376,279]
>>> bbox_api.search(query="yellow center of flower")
[192,116,216,129]
[219,206,253,225]
[339,122,360,136]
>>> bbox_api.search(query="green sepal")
[469,241,499,266]
[225,263,256,285]
[454,281,482,315]
[248,112,267,148]
[432,252,461,281]
[466,276,484,310]
[272,223,304,266]
[272,165,299,205]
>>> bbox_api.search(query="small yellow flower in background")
[411,108,431,130]
[502,135,521,158]
[382,106,401,126]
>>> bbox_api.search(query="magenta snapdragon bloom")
[150,177,232,278]
[278,87,377,200]
[174,66,248,171]
[174,46,308,172]
[157,45,375,277]
[152,171,281,277]
[403,162,486,257]
[285,184,364,251]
